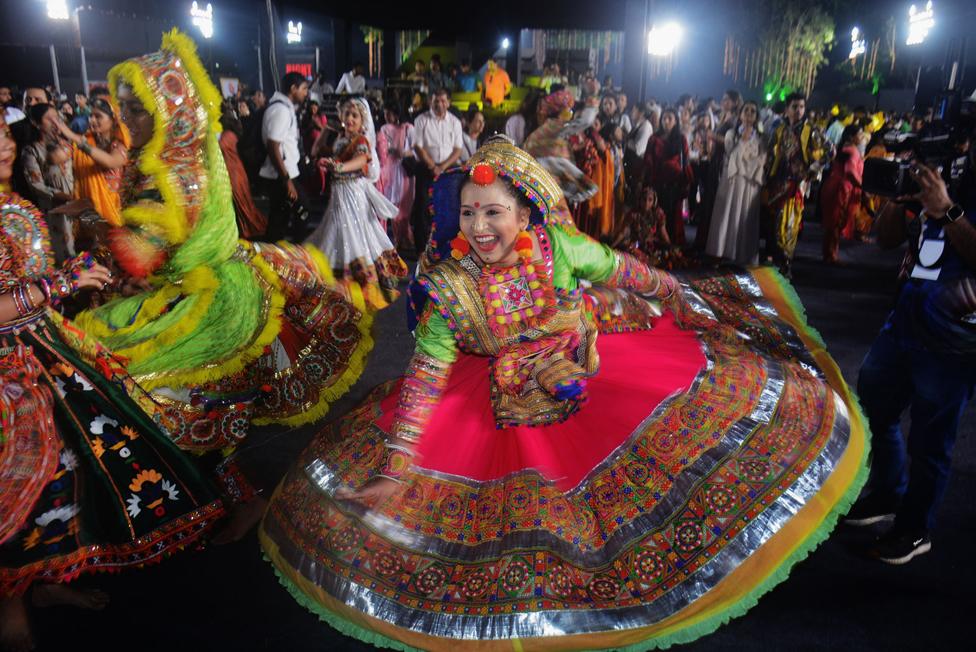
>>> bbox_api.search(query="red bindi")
[473,202,480,208]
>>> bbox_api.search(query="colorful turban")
[542,90,575,118]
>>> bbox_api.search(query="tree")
[724,0,836,99]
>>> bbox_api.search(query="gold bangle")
[25,283,44,308]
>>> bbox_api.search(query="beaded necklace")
[451,228,555,339]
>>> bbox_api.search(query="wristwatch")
[943,203,965,224]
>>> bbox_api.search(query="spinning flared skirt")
[260,268,868,651]
[305,177,408,311]
[0,313,223,595]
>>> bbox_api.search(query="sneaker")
[871,530,932,565]
[843,493,898,526]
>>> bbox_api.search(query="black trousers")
[263,176,309,243]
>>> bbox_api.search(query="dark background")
[3,1,976,108]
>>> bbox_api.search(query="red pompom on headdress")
[471,163,496,186]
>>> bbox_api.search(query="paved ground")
[33,223,975,651]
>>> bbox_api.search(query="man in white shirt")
[335,63,366,95]
[412,88,463,251]
[260,71,309,241]
[0,86,25,124]
[504,113,526,146]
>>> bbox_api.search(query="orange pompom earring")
[514,230,533,261]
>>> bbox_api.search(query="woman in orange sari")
[573,114,615,238]
[56,98,129,225]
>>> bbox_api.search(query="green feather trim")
[165,132,239,275]
[124,260,269,379]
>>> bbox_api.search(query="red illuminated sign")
[286,63,313,78]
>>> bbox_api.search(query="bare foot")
[0,596,33,652]
[211,496,268,545]
[31,585,109,611]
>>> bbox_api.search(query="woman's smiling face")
[459,178,531,267]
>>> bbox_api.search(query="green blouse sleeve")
[547,224,618,288]
[547,223,677,298]
[414,303,459,364]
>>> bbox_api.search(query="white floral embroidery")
[89,414,120,436]
[59,449,79,471]
[126,494,142,518]
[161,479,180,501]
[36,504,80,527]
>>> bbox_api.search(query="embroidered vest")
[0,193,55,283]
[417,227,599,428]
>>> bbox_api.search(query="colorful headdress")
[407,136,563,330]
[76,30,283,390]
[106,28,234,278]
[542,90,575,118]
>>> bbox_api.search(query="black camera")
[862,132,955,197]
[863,92,975,198]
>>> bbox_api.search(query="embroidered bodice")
[393,224,668,436]
[332,135,370,181]
[0,193,55,289]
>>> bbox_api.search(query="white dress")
[706,129,766,265]
[305,135,406,309]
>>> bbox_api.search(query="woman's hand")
[56,119,79,144]
[48,199,94,217]
[334,476,401,508]
[73,263,113,292]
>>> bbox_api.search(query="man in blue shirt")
[846,155,976,564]
[456,61,478,94]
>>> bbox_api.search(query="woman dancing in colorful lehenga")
[0,112,222,652]
[71,31,374,542]
[259,137,868,650]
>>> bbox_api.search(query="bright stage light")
[501,37,510,50]
[190,2,214,40]
[907,2,935,46]
[47,0,70,21]
[647,22,683,57]
[287,21,303,44]
[849,26,866,59]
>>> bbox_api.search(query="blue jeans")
[857,323,976,532]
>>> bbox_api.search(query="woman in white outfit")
[706,101,766,266]
[306,98,408,310]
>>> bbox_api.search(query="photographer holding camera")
[846,143,976,564]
